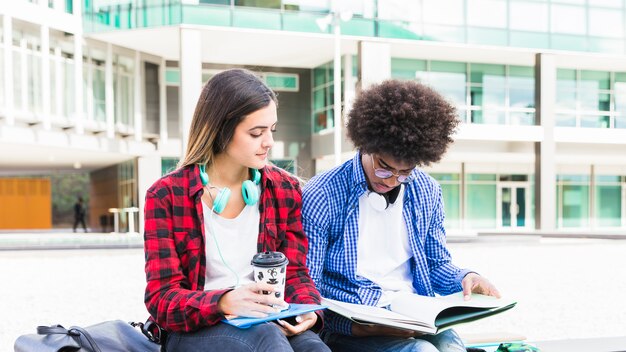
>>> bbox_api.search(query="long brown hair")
[178,69,277,169]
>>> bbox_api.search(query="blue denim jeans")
[322,329,466,352]
[165,322,330,352]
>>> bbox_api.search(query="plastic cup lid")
[251,251,289,267]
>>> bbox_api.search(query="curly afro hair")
[347,79,459,166]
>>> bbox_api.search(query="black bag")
[14,320,161,352]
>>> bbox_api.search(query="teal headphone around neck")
[198,164,261,214]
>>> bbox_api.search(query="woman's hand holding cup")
[217,282,288,318]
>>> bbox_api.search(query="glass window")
[12,40,24,111]
[588,38,624,54]
[422,0,464,25]
[589,8,623,38]
[265,73,298,91]
[596,175,621,183]
[596,184,622,227]
[580,115,610,128]
[467,0,506,28]
[391,58,426,81]
[557,174,590,182]
[282,0,330,12]
[616,115,626,129]
[313,66,326,87]
[467,173,496,181]
[441,183,460,229]
[590,0,623,7]
[556,69,577,110]
[93,67,106,122]
[64,59,75,117]
[429,72,466,106]
[429,61,466,106]
[161,158,179,175]
[552,0,584,4]
[510,111,535,125]
[431,173,460,181]
[27,49,43,114]
[580,70,610,90]
[558,184,589,228]
[509,2,548,32]
[466,183,497,229]
[551,5,586,35]
[509,66,535,109]
[377,0,420,21]
[165,69,180,85]
[467,27,508,46]
[234,0,280,9]
[556,114,577,127]
[470,64,505,107]
[615,74,626,113]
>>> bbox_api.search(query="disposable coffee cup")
[251,251,289,303]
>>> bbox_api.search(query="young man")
[302,80,500,352]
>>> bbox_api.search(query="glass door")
[498,184,529,229]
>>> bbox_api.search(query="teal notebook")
[222,304,326,329]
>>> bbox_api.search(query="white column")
[343,53,355,122]
[20,38,28,115]
[74,31,84,133]
[179,27,202,155]
[137,155,162,235]
[159,57,168,142]
[358,41,391,91]
[41,25,51,129]
[534,53,556,231]
[73,0,82,16]
[134,51,142,142]
[3,16,14,125]
[53,0,64,11]
[333,22,342,166]
[105,42,115,138]
[54,47,63,118]
[85,49,94,122]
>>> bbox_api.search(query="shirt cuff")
[455,269,477,292]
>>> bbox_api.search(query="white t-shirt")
[356,185,416,307]
[202,200,259,290]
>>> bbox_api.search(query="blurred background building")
[1,0,626,234]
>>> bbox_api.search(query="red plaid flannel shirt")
[144,164,321,332]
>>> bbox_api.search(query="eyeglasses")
[370,154,414,183]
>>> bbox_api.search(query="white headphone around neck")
[366,185,402,211]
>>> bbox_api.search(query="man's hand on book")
[462,273,501,300]
[351,324,424,338]
[275,312,317,336]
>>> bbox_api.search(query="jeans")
[323,329,466,352]
[165,322,330,352]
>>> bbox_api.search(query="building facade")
[1,0,626,233]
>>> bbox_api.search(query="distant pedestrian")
[73,197,87,233]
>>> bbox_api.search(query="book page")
[436,292,513,308]
[390,292,516,326]
[321,297,436,332]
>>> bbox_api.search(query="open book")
[222,303,326,329]
[322,292,516,334]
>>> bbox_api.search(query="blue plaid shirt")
[302,152,470,335]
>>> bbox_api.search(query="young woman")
[143,69,329,352]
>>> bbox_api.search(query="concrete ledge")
[478,230,626,240]
[0,232,144,251]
